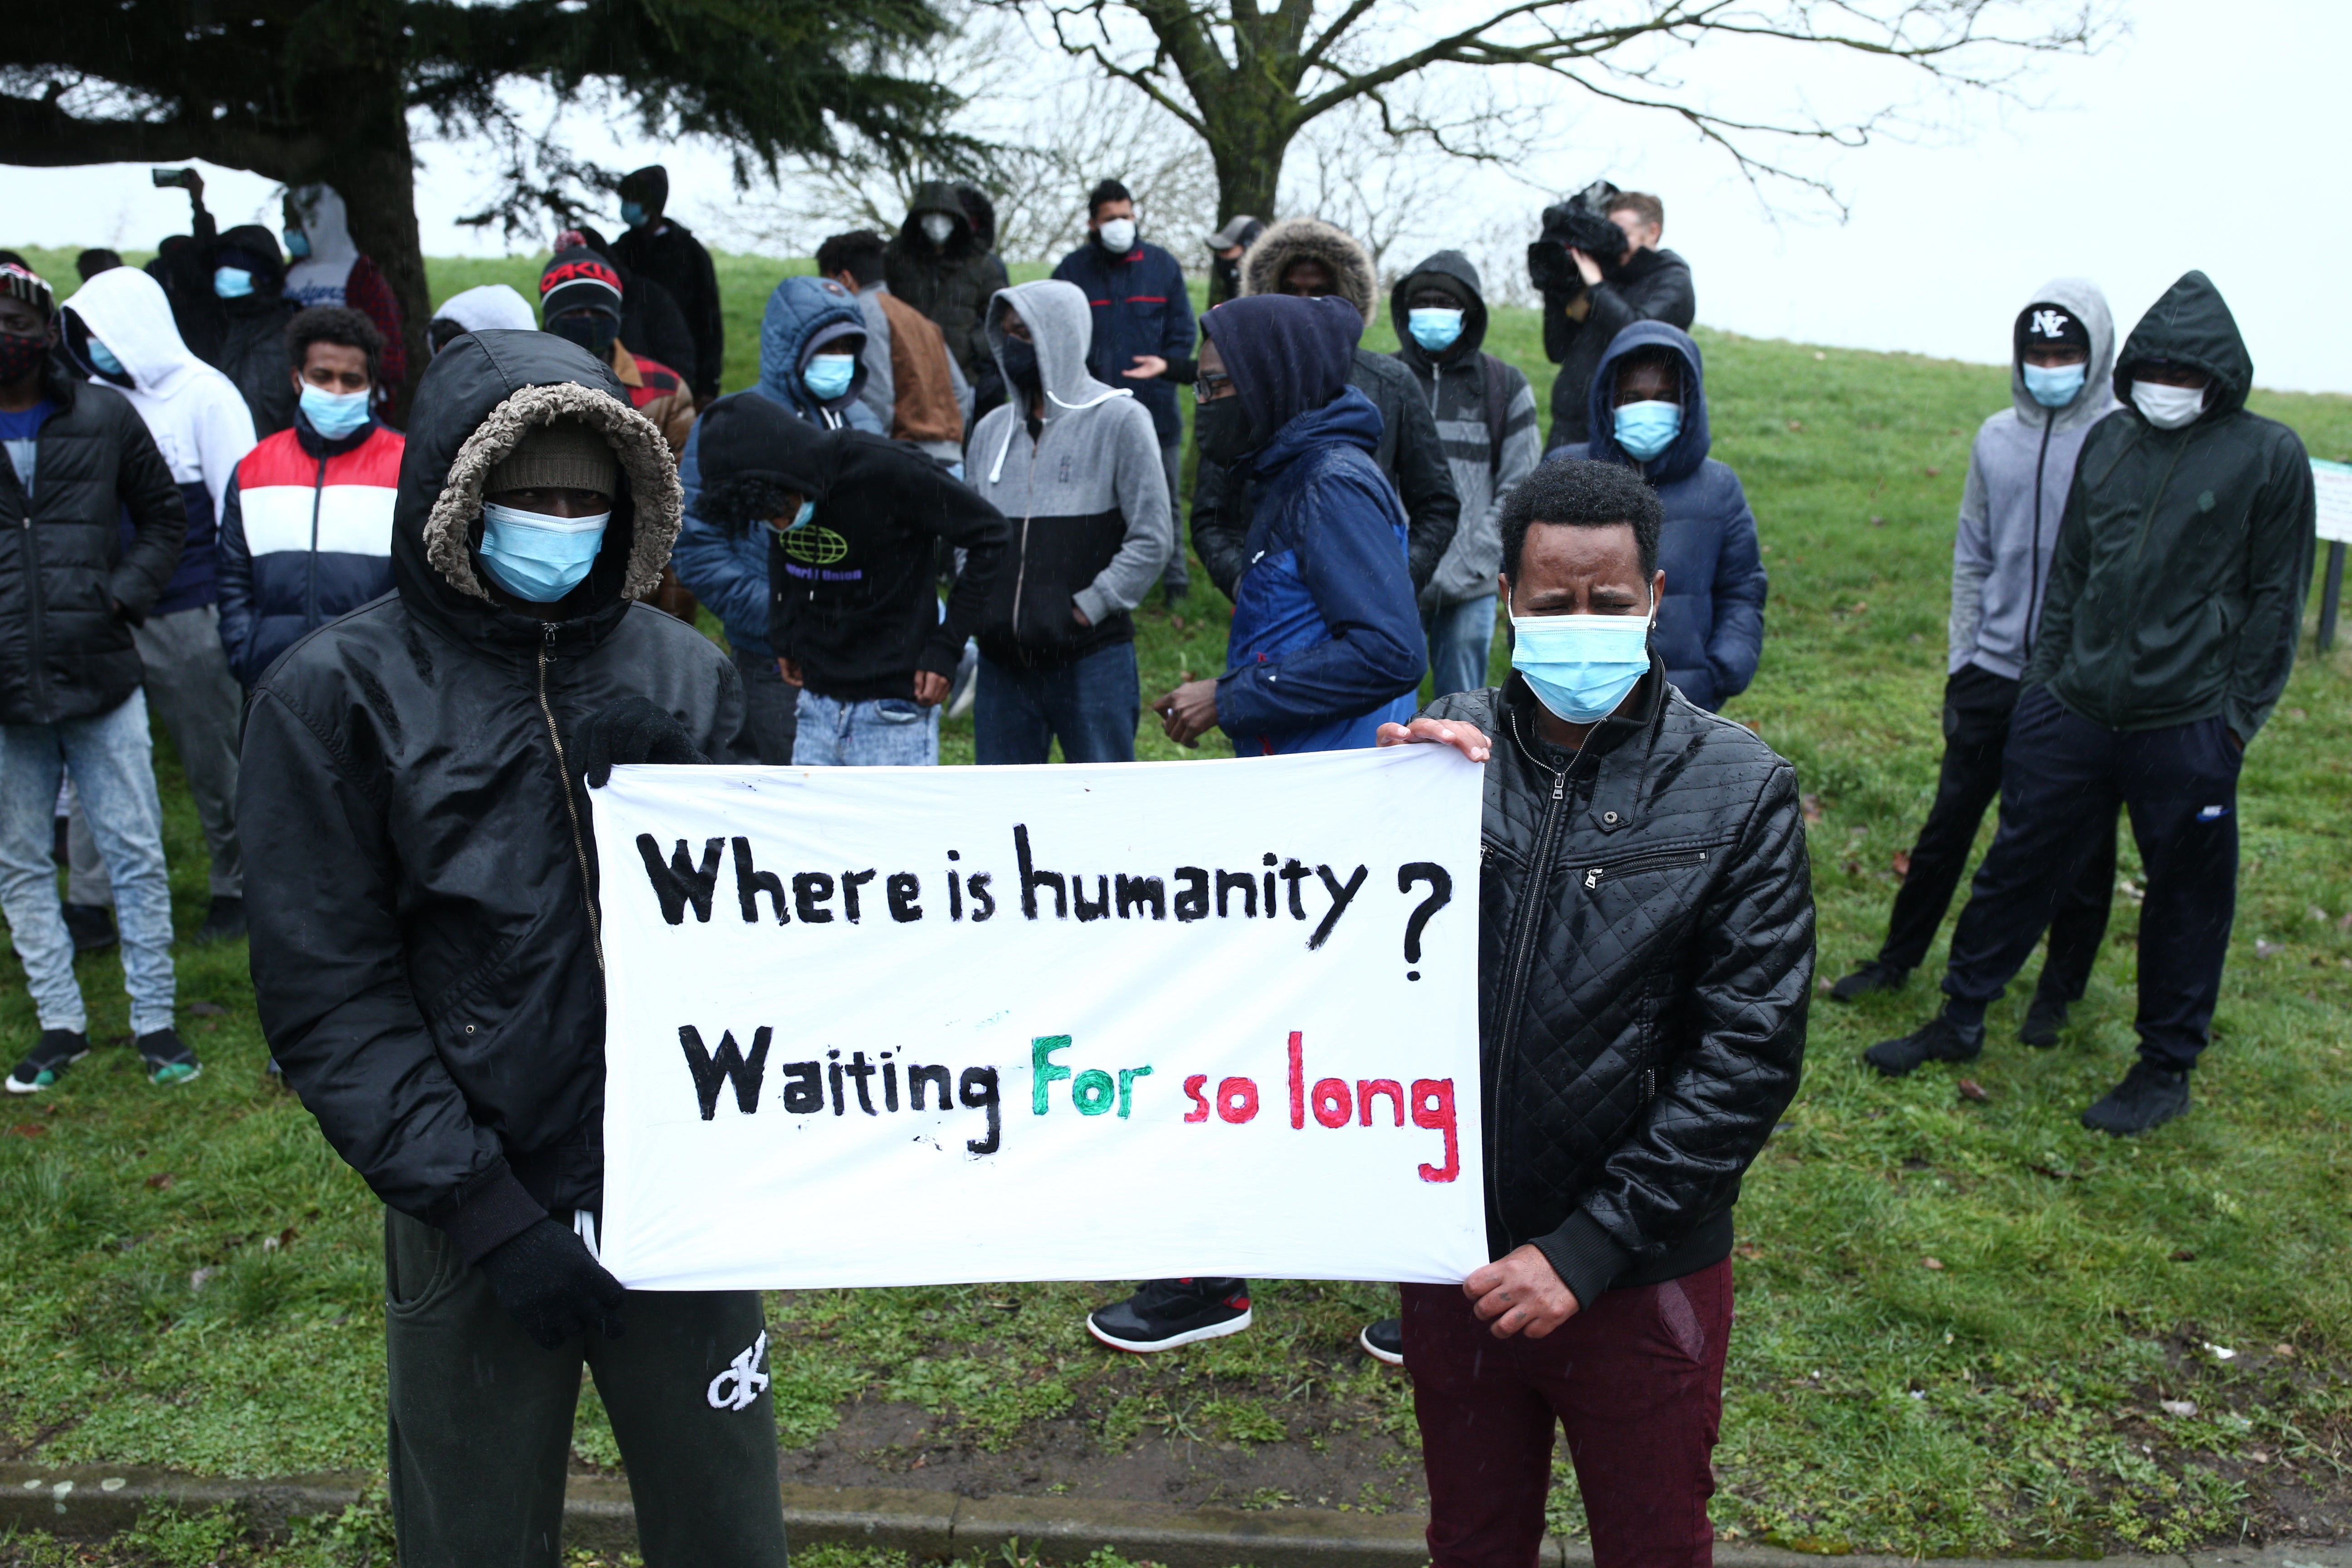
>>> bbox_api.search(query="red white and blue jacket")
[215,416,403,686]
[1050,239,1196,447]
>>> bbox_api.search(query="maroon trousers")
[1402,1258,1733,1568]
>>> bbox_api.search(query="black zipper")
[2110,426,2195,718]
[536,623,603,971]
[1580,846,1709,890]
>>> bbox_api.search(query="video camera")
[1526,179,1625,296]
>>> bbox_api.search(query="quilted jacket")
[1423,666,1812,1308]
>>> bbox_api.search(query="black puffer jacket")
[241,329,748,1263]
[884,180,1012,386]
[202,224,299,436]
[0,359,187,725]
[1424,669,1811,1308]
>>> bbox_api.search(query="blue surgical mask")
[803,353,856,402]
[2022,361,2086,409]
[214,267,255,300]
[477,502,610,603]
[86,338,124,377]
[621,201,648,229]
[1611,400,1681,461]
[1407,308,1465,353]
[1510,602,1654,724]
[284,229,311,260]
[299,383,372,440]
[789,499,815,530]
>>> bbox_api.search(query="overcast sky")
[4,0,2343,392]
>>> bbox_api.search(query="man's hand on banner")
[476,1219,630,1349]
[1154,678,1220,748]
[577,696,708,788]
[1377,717,1492,764]
[1463,1244,1581,1339]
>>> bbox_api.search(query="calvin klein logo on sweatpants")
[2197,805,2232,822]
[706,1330,771,1411]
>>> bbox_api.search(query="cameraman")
[1534,190,1694,448]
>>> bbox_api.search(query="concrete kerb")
[4,1463,2347,1568]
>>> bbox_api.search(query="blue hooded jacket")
[1215,295,1425,754]
[1566,321,1767,711]
[672,274,884,656]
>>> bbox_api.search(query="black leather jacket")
[1426,668,1811,1307]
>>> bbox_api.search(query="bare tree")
[975,0,2115,228]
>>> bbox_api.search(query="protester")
[964,281,1171,763]
[565,224,700,395]
[1389,250,1541,696]
[1563,322,1766,712]
[538,245,696,455]
[282,185,406,407]
[1867,272,2315,1137]
[1400,455,1811,1568]
[1052,180,1197,607]
[1204,216,1263,308]
[426,283,537,359]
[1193,216,1459,599]
[610,169,726,406]
[1088,293,1422,1351]
[817,230,967,467]
[215,306,401,687]
[75,249,124,283]
[1536,191,1694,448]
[0,262,196,1093]
[198,223,299,436]
[670,275,884,761]
[687,390,1009,766]
[885,182,1011,407]
[57,265,255,950]
[145,170,221,362]
[1833,282,2121,1028]
[239,327,786,1563]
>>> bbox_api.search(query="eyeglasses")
[1194,370,1234,404]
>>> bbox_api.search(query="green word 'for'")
[1031,1036,1153,1118]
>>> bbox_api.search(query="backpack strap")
[1479,351,1509,476]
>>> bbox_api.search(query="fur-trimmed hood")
[393,327,681,647]
[1240,217,1379,327]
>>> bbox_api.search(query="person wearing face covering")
[1402,456,1810,1568]
[1868,272,2316,1138]
[1389,250,1542,696]
[1534,190,1693,448]
[1203,215,1263,307]
[1561,322,1766,715]
[237,329,785,1564]
[884,181,1012,408]
[281,185,406,407]
[1833,283,2122,1029]
[537,246,696,456]
[610,166,725,405]
[196,223,300,436]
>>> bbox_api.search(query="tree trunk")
[323,132,431,426]
[1206,110,1297,232]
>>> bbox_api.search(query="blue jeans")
[790,690,939,766]
[974,642,1140,764]
[0,691,176,1034]
[1423,595,1499,699]
[729,646,799,766]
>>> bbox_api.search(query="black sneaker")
[1359,1317,1404,1367]
[137,1029,202,1088]
[1086,1278,1252,1353]
[1863,1013,1982,1077]
[62,903,118,955]
[2081,1062,2189,1136]
[7,1030,90,1094]
[1830,960,1909,1001]
[193,896,246,946]
[2019,991,2070,1048]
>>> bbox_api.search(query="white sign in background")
[2312,460,2352,546]
[591,746,1487,1292]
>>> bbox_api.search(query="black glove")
[474,1218,628,1349]
[576,695,707,788]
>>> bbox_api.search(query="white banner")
[590,746,1487,1292]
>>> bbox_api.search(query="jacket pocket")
[1576,845,1712,892]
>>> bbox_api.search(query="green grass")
[3,245,2350,1558]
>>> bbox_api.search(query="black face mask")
[1000,335,1040,395]
[1194,396,1256,469]
[550,312,618,359]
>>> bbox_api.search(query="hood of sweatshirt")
[62,265,216,402]
[898,180,980,262]
[981,279,1135,480]
[2009,277,2117,434]
[688,385,844,536]
[1240,217,1378,328]
[394,328,680,647]
[1390,249,1490,370]
[433,283,540,336]
[284,183,360,298]
[2112,270,2253,426]
[756,275,869,421]
[1583,319,1711,486]
[1204,293,1362,461]
[208,224,288,299]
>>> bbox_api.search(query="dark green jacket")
[2023,271,2315,741]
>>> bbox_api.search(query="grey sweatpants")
[69,603,243,903]
[383,1209,790,1567]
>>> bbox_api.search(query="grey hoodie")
[965,279,1171,668]
[1949,278,2118,679]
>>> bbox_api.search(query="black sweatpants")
[1942,686,2242,1071]
[384,1209,790,1568]
[1879,663,2115,997]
